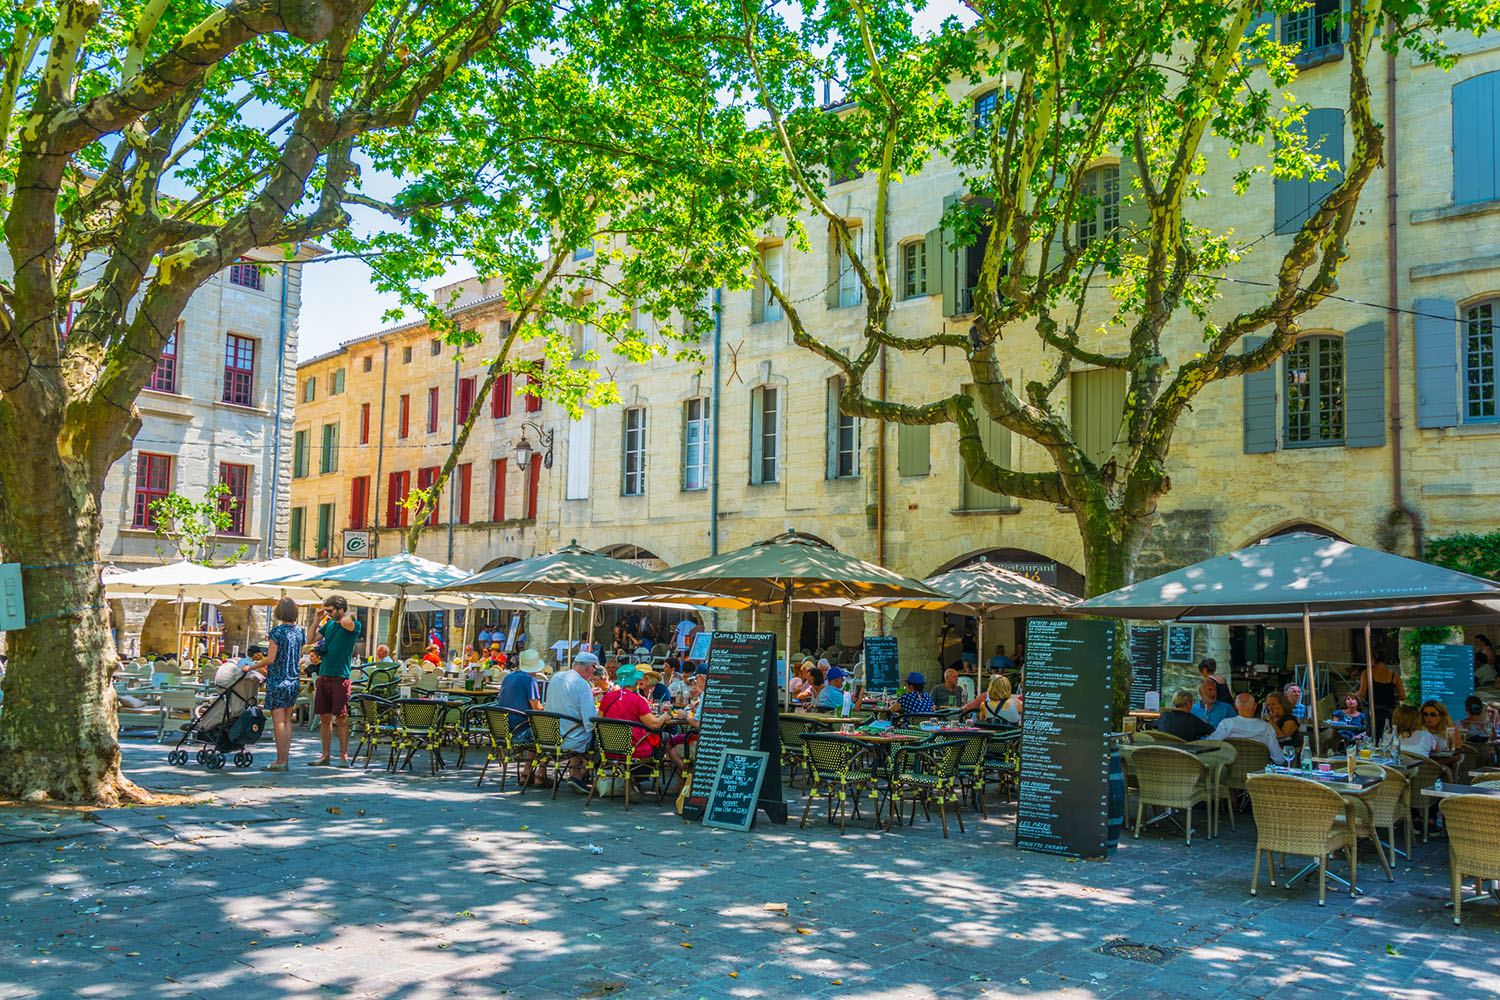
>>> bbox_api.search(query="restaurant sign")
[993,561,1057,586]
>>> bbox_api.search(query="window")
[386,471,411,528]
[525,361,544,413]
[897,424,930,477]
[683,397,710,491]
[1465,303,1498,421]
[959,384,1013,511]
[829,223,862,309]
[289,507,305,557]
[330,368,345,395]
[1281,0,1341,52]
[1078,165,1121,248]
[426,386,439,433]
[228,260,263,290]
[622,407,646,496]
[973,89,999,132]
[1070,369,1128,465]
[456,464,472,524]
[1453,72,1500,206]
[402,345,413,364]
[753,245,783,324]
[826,377,859,479]
[750,386,779,485]
[292,429,309,478]
[1284,337,1345,445]
[362,356,373,373]
[417,466,440,526]
[902,241,928,300]
[320,423,339,474]
[360,402,371,444]
[399,394,410,438]
[458,376,477,424]
[302,376,315,403]
[217,463,250,535]
[492,458,508,521]
[430,338,442,357]
[222,334,255,405]
[149,324,178,393]
[316,503,334,558]
[573,242,595,260]
[350,476,370,529]
[131,453,172,528]
[491,373,512,418]
[1274,108,1344,235]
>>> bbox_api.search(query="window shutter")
[923,228,941,297]
[1242,335,1278,453]
[1118,153,1149,244]
[825,224,841,309]
[751,271,765,324]
[1070,369,1127,466]
[1305,107,1345,220]
[1242,5,1276,64]
[1414,297,1460,428]
[897,423,930,477]
[1343,321,1386,448]
[940,194,960,316]
[826,378,839,479]
[1453,72,1499,206]
[566,411,592,499]
[749,388,762,483]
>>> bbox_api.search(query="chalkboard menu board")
[1165,624,1195,662]
[703,749,771,831]
[1421,643,1474,721]
[1128,626,1164,712]
[864,636,899,691]
[1016,617,1116,859]
[683,632,786,825]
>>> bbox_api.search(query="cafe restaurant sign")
[993,561,1058,586]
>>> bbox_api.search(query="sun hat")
[906,671,926,686]
[615,664,642,686]
[518,648,542,673]
[638,668,662,683]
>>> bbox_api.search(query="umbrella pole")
[1303,606,1320,758]
[565,585,577,672]
[1363,621,1376,742]
[784,586,794,712]
[462,599,474,663]
[976,614,986,710]
[174,586,185,666]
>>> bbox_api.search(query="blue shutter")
[1415,298,1460,428]
[1343,321,1385,448]
[1242,335,1278,453]
[1453,72,1500,206]
[1242,5,1276,64]
[1275,108,1343,235]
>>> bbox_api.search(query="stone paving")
[1,735,1496,1000]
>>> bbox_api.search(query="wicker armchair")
[1224,737,1274,815]
[1340,770,1398,883]
[525,711,585,800]
[799,733,879,835]
[1245,773,1357,906]
[387,699,449,774]
[475,706,535,791]
[1440,794,1500,925]
[1131,746,1214,844]
[586,717,664,810]
[1399,752,1445,842]
[777,715,819,789]
[1356,763,1413,859]
[1147,730,1187,744]
[349,693,396,769]
[886,739,968,838]
[982,730,1021,803]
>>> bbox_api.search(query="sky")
[294,1,977,361]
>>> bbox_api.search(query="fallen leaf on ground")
[795,928,813,935]
[326,807,342,815]
[763,903,788,913]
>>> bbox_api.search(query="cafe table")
[1419,781,1500,800]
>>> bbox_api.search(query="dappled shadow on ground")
[0,737,1494,1000]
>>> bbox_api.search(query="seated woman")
[959,675,1018,725]
[1263,691,1302,759]
[1459,696,1495,740]
[1393,704,1439,755]
[1420,700,1465,763]
[896,672,936,718]
[796,667,824,707]
[1331,693,1367,729]
[421,643,443,667]
[600,665,697,783]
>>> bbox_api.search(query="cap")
[826,666,848,681]
[574,651,600,666]
[906,671,926,686]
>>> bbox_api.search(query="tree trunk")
[1076,503,1151,730]
[0,443,143,804]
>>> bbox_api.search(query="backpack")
[227,706,267,746]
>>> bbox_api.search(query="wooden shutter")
[1415,297,1460,428]
[825,223,841,309]
[457,464,472,524]
[1453,72,1500,206]
[960,385,1011,510]
[1070,369,1127,466]
[1275,108,1344,234]
[1242,4,1276,64]
[940,194,960,316]
[825,378,840,479]
[1343,321,1386,448]
[566,411,592,500]
[749,387,764,484]
[1242,335,1278,453]
[897,424,930,477]
[1118,154,1148,244]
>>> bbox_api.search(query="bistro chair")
[586,717,664,810]
[387,699,449,774]
[1399,752,1445,842]
[1188,739,1238,834]
[475,706,536,791]
[349,693,396,769]
[1146,730,1187,744]
[1131,746,1214,844]
[450,703,493,770]
[1356,763,1413,859]
[525,710,585,800]
[1339,767,1398,883]
[1440,794,1500,925]
[886,738,968,838]
[777,715,819,788]
[952,732,991,819]
[800,732,879,835]
[156,690,201,743]
[1245,773,1357,907]
[1224,737,1274,806]
[981,729,1021,803]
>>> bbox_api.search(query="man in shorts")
[311,595,363,767]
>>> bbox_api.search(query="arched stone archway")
[597,543,669,571]
[1235,518,1356,552]
[929,546,1085,597]
[479,555,520,572]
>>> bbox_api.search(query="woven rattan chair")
[585,717,664,810]
[1223,737,1274,819]
[952,733,991,819]
[388,699,449,774]
[777,715,819,788]
[1441,794,1500,925]
[886,738,968,838]
[982,730,1021,803]
[1245,773,1357,906]
[1131,746,1214,844]
[525,711,584,800]
[349,693,396,769]
[1340,771,1397,883]
[800,733,879,835]
[1148,730,1187,744]
[475,706,536,790]
[1471,772,1500,785]
[1355,763,1413,859]
[1400,752,1445,842]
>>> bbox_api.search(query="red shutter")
[458,377,476,424]
[492,459,507,521]
[360,403,371,444]
[417,465,440,526]
[399,395,410,438]
[457,464,472,524]
[387,471,411,527]
[427,386,439,432]
[526,460,541,519]
[525,361,543,413]
[350,476,368,529]
[491,373,512,418]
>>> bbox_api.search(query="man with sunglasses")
[310,595,363,767]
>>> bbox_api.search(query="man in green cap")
[310,595,363,767]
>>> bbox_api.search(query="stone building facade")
[295,34,1500,690]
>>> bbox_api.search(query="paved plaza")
[1,736,1496,1000]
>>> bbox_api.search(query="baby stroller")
[166,666,267,770]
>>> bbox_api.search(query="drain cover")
[1093,938,1175,965]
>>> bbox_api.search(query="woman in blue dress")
[251,597,306,771]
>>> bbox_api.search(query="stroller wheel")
[233,752,252,768]
[167,750,188,766]
[196,749,208,764]
[207,752,226,770]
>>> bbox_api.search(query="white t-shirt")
[1399,729,1440,756]
[674,619,697,650]
[1210,714,1287,765]
[543,668,597,751]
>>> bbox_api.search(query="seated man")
[1283,683,1308,720]
[499,649,547,784]
[1155,689,1214,741]
[896,672,935,716]
[991,644,1016,674]
[1190,678,1233,728]
[1209,693,1286,765]
[370,644,397,667]
[816,666,850,710]
[542,651,600,793]
[929,668,963,710]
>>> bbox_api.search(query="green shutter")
[825,224,841,310]
[923,228,941,298]
[825,378,838,479]
[1415,297,1459,428]
[940,194,959,316]
[1242,4,1275,64]
[897,424,930,477]
[289,507,304,555]
[292,430,307,479]
[749,387,763,483]
[1275,107,1344,235]
[1343,321,1385,448]
[1118,153,1148,244]
[751,272,765,324]
[1242,335,1278,453]
[960,385,1011,510]
[1069,369,1128,466]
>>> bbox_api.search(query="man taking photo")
[310,595,362,767]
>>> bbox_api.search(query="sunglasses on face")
[1421,710,1439,717]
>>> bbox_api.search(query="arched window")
[1284,336,1344,446]
[1077,165,1120,248]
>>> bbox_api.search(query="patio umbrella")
[270,552,473,652]
[1075,532,1500,753]
[439,542,659,668]
[863,556,1080,697]
[102,561,230,661]
[646,531,945,708]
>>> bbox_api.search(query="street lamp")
[513,420,554,470]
